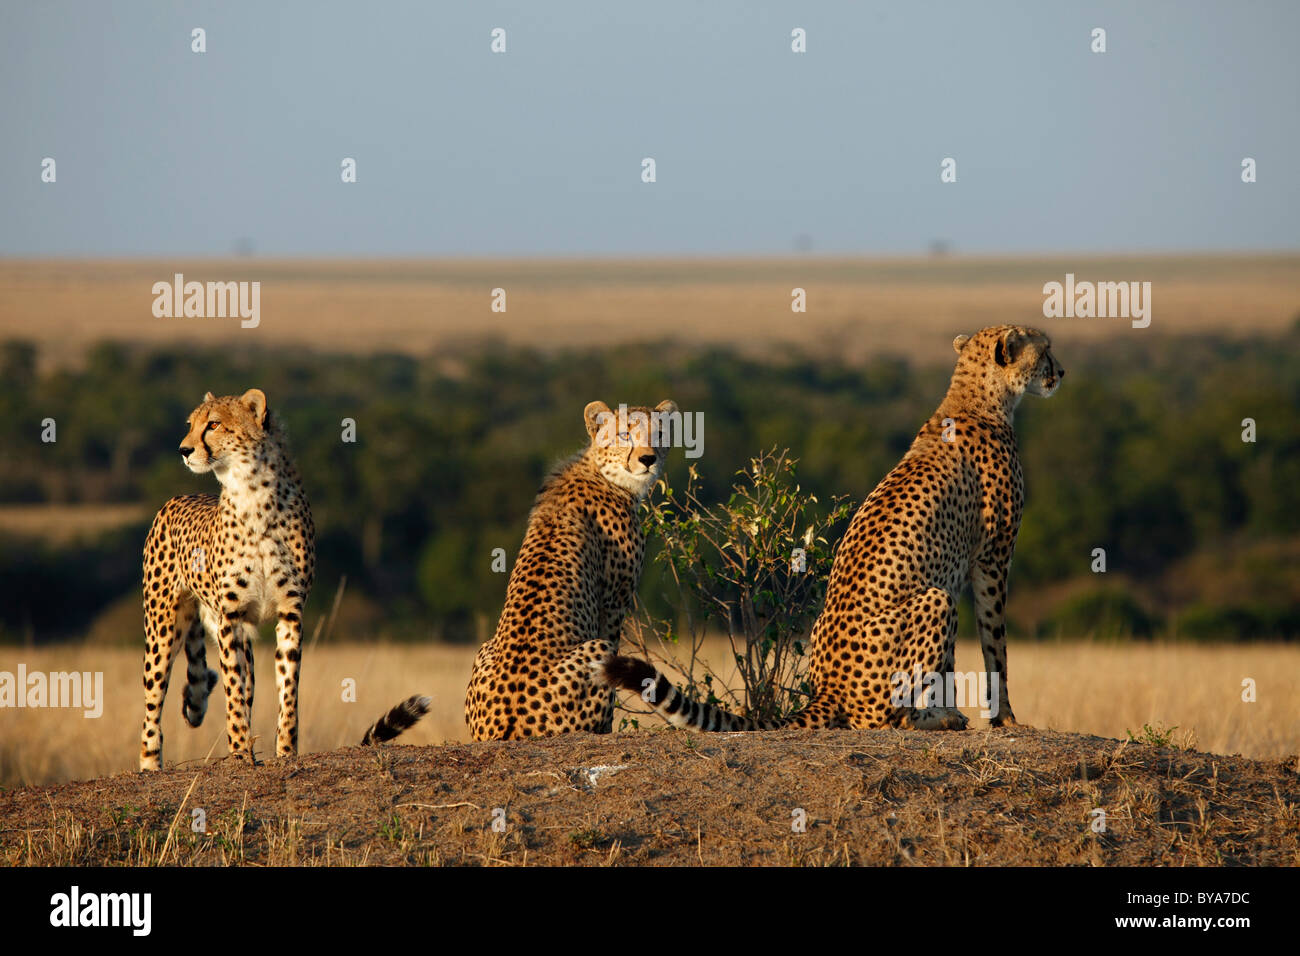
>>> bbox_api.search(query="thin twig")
[157,771,202,865]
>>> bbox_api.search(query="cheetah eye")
[206,421,221,431]
[618,431,631,442]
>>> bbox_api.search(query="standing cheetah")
[602,325,1063,732]
[464,399,678,740]
[139,389,427,771]
[138,389,315,771]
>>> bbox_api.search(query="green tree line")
[0,330,1295,643]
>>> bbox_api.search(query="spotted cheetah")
[138,389,315,771]
[139,389,427,771]
[464,399,678,740]
[602,325,1063,732]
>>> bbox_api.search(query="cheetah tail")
[597,655,773,732]
[361,694,432,745]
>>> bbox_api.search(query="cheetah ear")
[203,391,216,402]
[240,388,268,427]
[952,335,970,354]
[653,399,679,448]
[994,329,1027,367]
[584,400,612,439]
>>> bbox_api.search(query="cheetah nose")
[638,454,657,468]
[1058,369,1065,378]
[179,446,194,457]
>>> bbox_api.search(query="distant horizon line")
[2,249,1298,264]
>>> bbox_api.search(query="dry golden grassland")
[2,637,1294,788]
[0,504,148,546]
[1,255,1296,368]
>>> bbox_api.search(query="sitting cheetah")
[139,389,426,771]
[464,399,678,740]
[602,325,1063,731]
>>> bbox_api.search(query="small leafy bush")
[624,449,853,723]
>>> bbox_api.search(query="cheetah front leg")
[890,587,968,731]
[273,602,304,757]
[972,563,1017,726]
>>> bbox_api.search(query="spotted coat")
[603,326,1063,732]
[138,389,314,771]
[465,399,677,740]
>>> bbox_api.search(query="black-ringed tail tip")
[600,654,787,732]
[361,695,433,745]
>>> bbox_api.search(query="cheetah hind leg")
[903,707,969,731]
[139,594,189,771]
[890,586,969,732]
[181,611,218,728]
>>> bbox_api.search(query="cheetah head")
[179,389,272,475]
[952,325,1064,405]
[583,399,679,498]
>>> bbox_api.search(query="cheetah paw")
[182,669,219,727]
[588,656,612,687]
[907,707,969,731]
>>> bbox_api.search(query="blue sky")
[2,1,1296,256]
